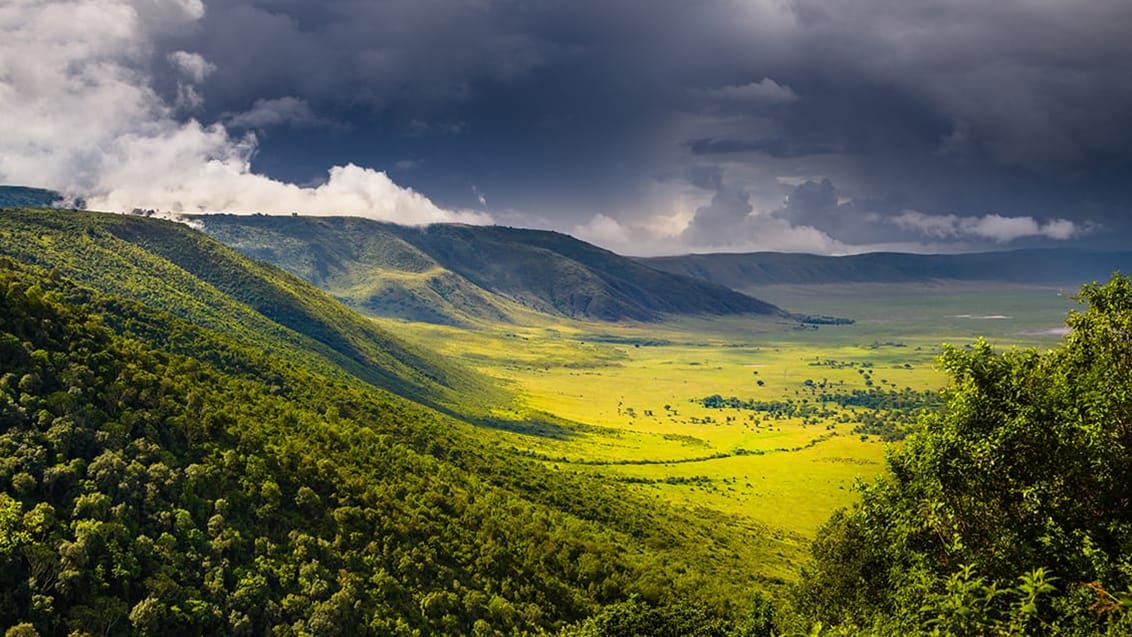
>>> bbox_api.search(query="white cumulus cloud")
[573,214,632,251]
[168,50,215,83]
[891,210,1083,243]
[0,0,485,226]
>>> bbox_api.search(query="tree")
[559,596,732,637]
[791,274,1132,635]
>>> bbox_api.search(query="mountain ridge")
[640,249,1132,291]
[0,206,493,410]
[198,214,785,324]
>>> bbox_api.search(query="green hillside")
[0,186,63,209]
[642,250,1132,291]
[199,215,783,324]
[0,208,770,634]
[393,224,782,321]
[0,207,488,411]
[199,215,516,326]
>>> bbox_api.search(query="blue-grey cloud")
[5,0,1131,252]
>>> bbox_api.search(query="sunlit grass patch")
[373,282,1074,581]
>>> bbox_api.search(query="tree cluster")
[789,275,1132,635]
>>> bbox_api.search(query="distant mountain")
[199,215,784,323]
[0,185,64,208]
[640,250,1132,291]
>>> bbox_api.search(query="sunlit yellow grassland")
[376,283,1075,581]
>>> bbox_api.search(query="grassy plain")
[378,282,1077,582]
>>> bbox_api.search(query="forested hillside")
[0,187,62,209]
[199,215,783,324]
[0,208,490,411]
[0,208,767,635]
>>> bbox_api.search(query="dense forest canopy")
[0,211,765,635]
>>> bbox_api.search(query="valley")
[4,1,1129,632]
[0,202,1118,635]
[195,209,1090,595]
[379,283,1075,583]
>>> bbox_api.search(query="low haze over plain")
[2,0,1131,255]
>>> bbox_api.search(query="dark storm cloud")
[27,0,1131,252]
[168,0,691,116]
[159,0,726,215]
[687,138,840,159]
[183,1,555,110]
[786,0,1132,168]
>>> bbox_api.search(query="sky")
[2,0,1131,255]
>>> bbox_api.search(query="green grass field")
[377,282,1077,582]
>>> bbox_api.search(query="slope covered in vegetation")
[199,214,517,326]
[0,187,62,209]
[0,207,489,411]
[784,275,1132,635]
[199,214,783,324]
[0,208,769,634]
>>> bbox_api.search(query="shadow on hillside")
[461,413,592,440]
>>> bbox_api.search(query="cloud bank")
[891,211,1081,243]
[4,0,1128,253]
[0,0,486,225]
[575,174,1089,257]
